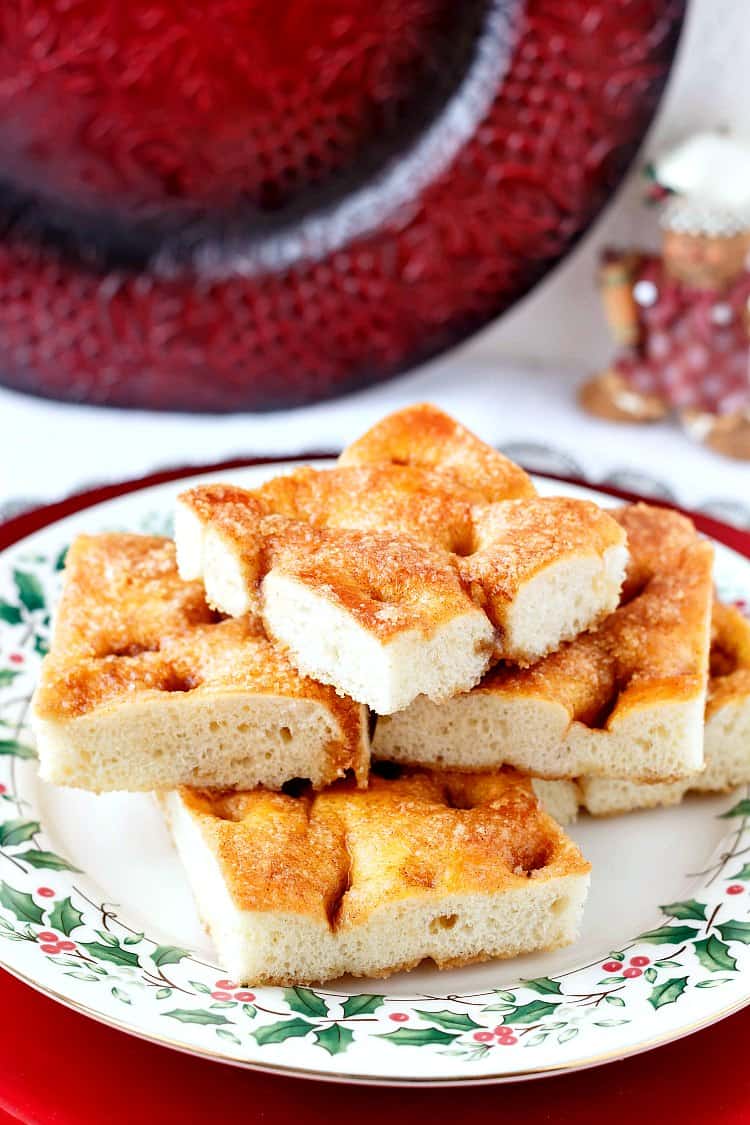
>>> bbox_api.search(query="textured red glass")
[0,0,685,411]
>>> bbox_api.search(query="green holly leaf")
[216,1028,242,1046]
[637,924,699,945]
[0,669,19,686]
[111,987,132,1005]
[644,967,657,983]
[123,933,144,946]
[0,819,39,846]
[340,994,385,1018]
[156,988,172,999]
[65,970,100,982]
[654,959,682,968]
[13,571,45,613]
[47,896,83,936]
[648,977,688,1009]
[210,1001,236,1009]
[254,1018,313,1046]
[152,944,190,967]
[283,986,328,1018]
[605,995,626,1007]
[414,1009,481,1033]
[499,1000,561,1025]
[717,920,750,944]
[693,935,737,973]
[0,601,22,625]
[0,740,37,760]
[660,899,706,921]
[593,1019,630,1027]
[719,799,750,819]
[79,941,140,967]
[189,980,212,994]
[242,1004,256,1019]
[523,1032,550,1046]
[16,849,81,872]
[0,882,44,925]
[557,1027,578,1044]
[313,1024,355,1056]
[378,1027,460,1047]
[695,977,734,988]
[95,930,119,946]
[164,1008,231,1026]
[55,547,69,572]
[34,636,49,658]
[729,863,750,881]
[522,976,563,996]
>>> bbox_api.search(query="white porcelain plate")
[1,465,749,1086]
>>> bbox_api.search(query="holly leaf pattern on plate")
[254,1018,313,1045]
[283,986,328,1018]
[48,896,84,936]
[522,976,563,995]
[340,994,385,1018]
[378,1027,460,1047]
[0,601,22,625]
[498,999,561,1025]
[0,740,36,760]
[660,899,706,921]
[716,920,750,944]
[13,571,45,612]
[79,941,140,968]
[0,882,44,925]
[0,819,39,847]
[648,977,688,1009]
[314,1024,355,1056]
[165,1008,232,1026]
[16,849,81,872]
[693,936,737,973]
[152,945,191,967]
[637,925,699,945]
[719,800,750,819]
[414,1009,480,1033]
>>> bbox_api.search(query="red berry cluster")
[38,930,76,955]
[602,955,649,977]
[211,979,255,1003]
[473,1025,518,1047]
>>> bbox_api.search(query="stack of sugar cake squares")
[30,406,750,986]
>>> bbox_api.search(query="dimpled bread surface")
[176,405,627,713]
[31,534,369,792]
[162,766,590,985]
[374,504,714,781]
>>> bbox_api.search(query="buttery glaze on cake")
[176,405,627,713]
[32,534,369,792]
[374,504,714,782]
[163,766,591,985]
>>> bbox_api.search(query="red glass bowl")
[0,0,685,411]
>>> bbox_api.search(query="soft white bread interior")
[374,504,713,780]
[176,405,627,712]
[162,767,590,985]
[32,534,369,792]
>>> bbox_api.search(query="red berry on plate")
[9,653,23,664]
[493,1025,510,1036]
[0,784,6,794]
[602,961,621,972]
[389,1012,409,1022]
[37,887,54,898]
[727,884,744,895]
[215,979,237,989]
[499,1035,518,1046]
[38,931,58,942]
[210,990,233,1001]
[57,940,76,951]
[235,991,255,1002]
[629,956,649,966]
[473,1031,494,1043]
[40,943,60,954]
[623,967,642,978]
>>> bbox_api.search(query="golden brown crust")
[180,766,589,927]
[478,504,713,725]
[338,403,536,501]
[707,602,750,717]
[179,405,626,650]
[34,534,367,778]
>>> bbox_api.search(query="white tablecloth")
[1,352,747,529]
